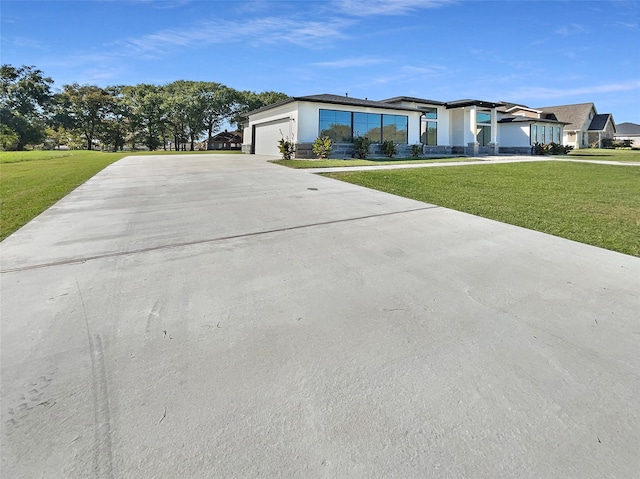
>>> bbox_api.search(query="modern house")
[614,122,640,148]
[242,93,568,157]
[535,102,615,149]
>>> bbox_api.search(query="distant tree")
[98,86,129,152]
[0,124,19,150]
[62,83,114,150]
[0,64,53,150]
[198,82,236,147]
[122,84,168,150]
[163,82,190,151]
[230,90,289,129]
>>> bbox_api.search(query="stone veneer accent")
[254,142,533,158]
[498,146,533,155]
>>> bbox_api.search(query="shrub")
[381,139,397,158]
[601,138,615,149]
[353,136,371,159]
[312,136,333,160]
[533,142,545,155]
[533,142,573,155]
[411,144,422,157]
[278,132,295,160]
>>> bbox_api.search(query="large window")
[319,109,408,144]
[476,126,491,146]
[319,109,352,142]
[476,112,491,124]
[354,113,381,141]
[531,125,537,144]
[383,115,408,143]
[476,111,492,146]
[421,121,437,145]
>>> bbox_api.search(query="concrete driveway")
[2,154,639,478]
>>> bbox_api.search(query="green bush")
[312,136,333,159]
[533,142,545,155]
[381,139,397,158]
[533,142,573,155]
[353,136,372,159]
[278,134,295,160]
[411,144,422,157]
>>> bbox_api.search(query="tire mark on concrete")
[2,206,440,274]
[76,278,114,479]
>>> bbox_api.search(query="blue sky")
[2,0,639,122]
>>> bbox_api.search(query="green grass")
[0,149,244,240]
[272,156,472,169]
[325,161,640,257]
[568,148,640,162]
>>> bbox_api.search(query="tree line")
[0,64,288,151]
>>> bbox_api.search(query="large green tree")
[122,84,168,150]
[0,64,53,150]
[230,90,289,129]
[62,83,114,150]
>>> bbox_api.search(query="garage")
[253,118,291,156]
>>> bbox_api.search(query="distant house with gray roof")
[535,102,616,148]
[614,122,640,148]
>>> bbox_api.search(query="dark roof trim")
[246,94,422,116]
[380,96,445,106]
[498,116,569,125]
[445,99,505,109]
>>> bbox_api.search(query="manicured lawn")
[272,157,472,169]
[325,161,640,257]
[568,148,640,162]
[0,149,243,240]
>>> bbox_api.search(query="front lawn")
[568,148,640,162]
[0,149,243,240]
[272,156,472,169]
[325,161,640,257]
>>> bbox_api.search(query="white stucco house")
[242,93,567,157]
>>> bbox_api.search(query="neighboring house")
[497,103,566,152]
[208,130,243,150]
[614,122,640,147]
[243,93,539,158]
[536,102,615,149]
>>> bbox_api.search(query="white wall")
[243,102,298,150]
[450,109,465,146]
[499,123,531,147]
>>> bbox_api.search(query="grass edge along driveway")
[325,161,640,257]
[0,150,241,241]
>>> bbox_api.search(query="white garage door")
[254,118,291,156]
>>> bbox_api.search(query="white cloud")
[9,36,49,50]
[116,16,352,55]
[556,23,589,35]
[510,80,640,100]
[615,21,638,29]
[332,0,455,16]
[310,57,388,68]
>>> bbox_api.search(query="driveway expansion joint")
[1,205,440,274]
